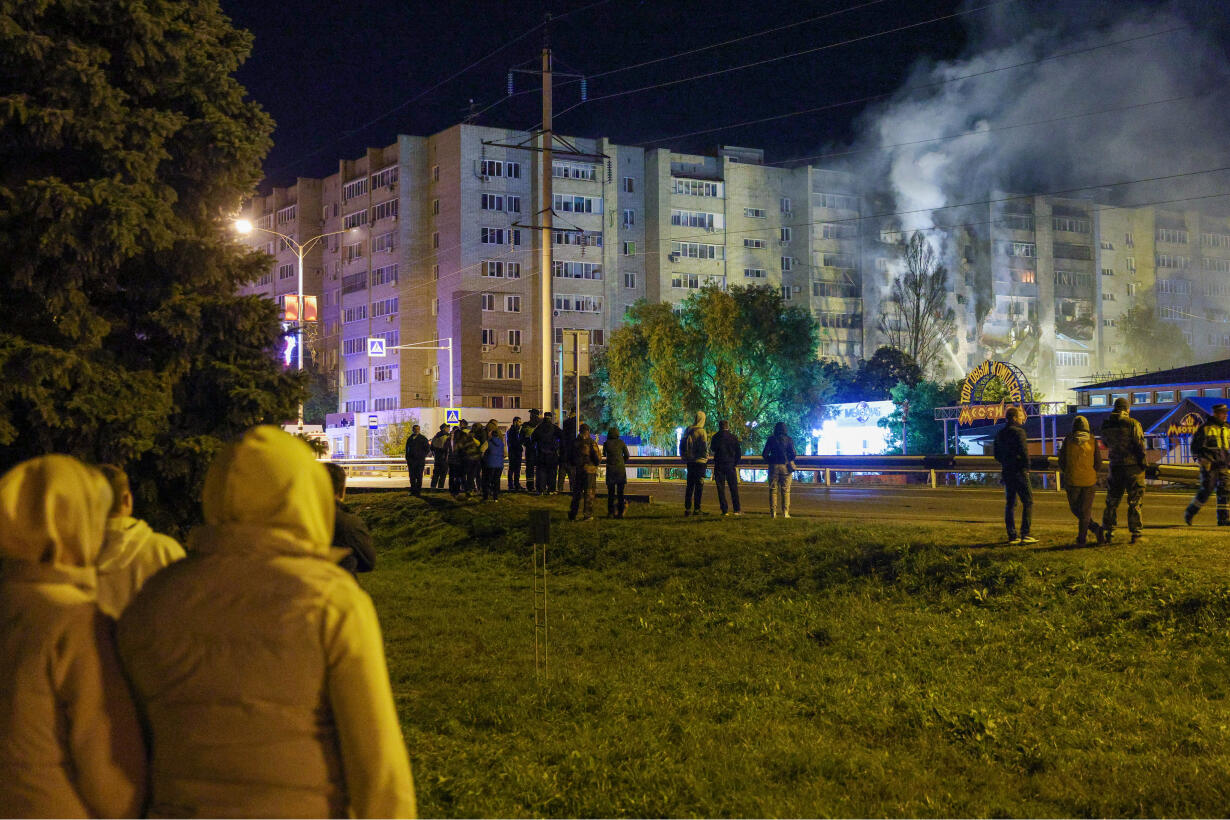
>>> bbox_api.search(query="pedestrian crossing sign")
[445,408,460,426]
[367,338,386,357]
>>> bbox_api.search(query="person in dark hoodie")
[1058,415,1104,546]
[506,416,524,491]
[429,423,451,490]
[762,422,797,518]
[993,406,1037,545]
[403,424,431,497]
[709,419,743,516]
[679,410,709,516]
[533,411,561,494]
[559,409,579,494]
[1100,397,1147,544]
[1185,402,1230,526]
[323,462,375,574]
[603,427,630,518]
[522,409,541,494]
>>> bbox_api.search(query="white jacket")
[0,455,147,818]
[96,516,185,619]
[118,426,416,818]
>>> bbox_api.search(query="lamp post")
[386,338,454,408]
[234,219,352,430]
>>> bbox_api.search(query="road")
[352,476,1212,533]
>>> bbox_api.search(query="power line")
[552,0,1013,121]
[628,25,1183,146]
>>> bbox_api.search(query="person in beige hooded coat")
[117,426,416,818]
[0,455,147,818]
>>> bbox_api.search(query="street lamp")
[234,219,352,430]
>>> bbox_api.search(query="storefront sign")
[1167,412,1205,438]
[957,401,1024,426]
[957,360,1035,426]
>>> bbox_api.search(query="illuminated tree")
[0,1,299,530]
[878,380,964,455]
[604,286,832,450]
[878,232,957,377]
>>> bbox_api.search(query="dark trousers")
[482,466,502,499]
[430,451,448,489]
[508,453,522,488]
[1064,485,1101,543]
[569,470,596,519]
[1187,464,1230,524]
[1002,471,1033,538]
[407,459,425,496]
[713,463,741,513]
[464,459,481,494]
[525,456,536,492]
[537,458,558,493]
[559,462,576,493]
[607,478,627,517]
[685,462,707,511]
[448,462,464,495]
[1103,465,1145,535]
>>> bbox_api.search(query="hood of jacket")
[693,410,706,428]
[773,422,787,437]
[1064,429,1093,446]
[97,516,160,572]
[195,426,335,557]
[0,454,112,570]
[1072,415,1090,433]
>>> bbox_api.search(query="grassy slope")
[352,491,1230,818]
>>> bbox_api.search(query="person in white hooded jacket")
[117,425,416,818]
[0,454,147,818]
[95,464,186,619]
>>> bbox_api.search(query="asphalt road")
[353,476,1214,534]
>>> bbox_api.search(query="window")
[554,229,602,247]
[278,263,295,280]
[553,294,603,312]
[622,208,635,227]
[344,242,364,262]
[1202,232,1230,249]
[343,209,368,229]
[1103,319,1116,327]
[780,227,792,242]
[624,272,636,289]
[432,264,439,280]
[377,329,399,348]
[1052,217,1090,233]
[1204,388,1226,398]
[1102,293,1115,301]
[372,297,398,318]
[1101,267,1115,277]
[1205,258,1230,274]
[623,241,635,256]
[344,368,367,386]
[481,294,495,311]
[670,209,718,229]
[1002,214,1034,231]
[1053,270,1091,288]
[553,194,603,214]
[344,400,366,413]
[552,161,596,180]
[431,298,438,316]
[432,232,439,249]
[507,195,521,213]
[431,164,439,182]
[814,192,857,210]
[1156,253,1190,269]
[781,256,793,271]
[480,328,496,346]
[373,398,398,411]
[373,231,396,253]
[813,281,859,298]
[1126,256,1136,271]
[275,204,297,225]
[505,295,521,313]
[1132,392,1150,405]
[822,223,855,240]
[1157,228,1189,244]
[622,176,634,193]
[479,159,521,178]
[342,337,368,356]
[1005,242,1036,258]
[343,305,367,323]
[553,261,602,280]
[743,238,767,249]
[481,193,504,211]
[1055,351,1089,368]
[341,272,367,295]
[1160,305,1184,320]
[781,285,792,301]
[481,227,521,245]
[1124,232,1134,247]
[1157,279,1192,295]
[672,179,722,197]
[370,165,398,189]
[743,268,766,279]
[373,364,398,383]
[1155,390,1175,403]
[591,329,605,346]
[508,329,522,347]
[1089,394,1108,406]
[672,273,700,290]
[1180,389,1201,399]
[1053,243,1092,260]
[371,199,398,221]
[482,362,522,380]
[780,197,792,213]
[257,271,273,286]
[1126,283,1137,296]
[744,207,767,219]
[342,178,368,200]
[671,241,723,260]
[481,260,521,279]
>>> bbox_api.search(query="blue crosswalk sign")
[445,408,460,426]
[367,338,386,357]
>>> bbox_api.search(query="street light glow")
[234,219,253,235]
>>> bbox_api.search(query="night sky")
[220,0,970,189]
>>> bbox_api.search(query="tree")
[376,413,422,458]
[856,346,923,398]
[0,2,299,532]
[604,286,833,450]
[878,232,958,377]
[302,364,339,427]
[878,380,964,455]
[1118,305,1194,370]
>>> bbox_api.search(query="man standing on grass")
[559,408,579,495]
[603,427,630,518]
[522,409,541,494]
[569,424,601,521]
[1101,397,1147,544]
[679,410,709,516]
[762,422,797,519]
[533,411,561,494]
[403,424,430,497]
[507,416,524,491]
[709,419,743,517]
[429,423,450,490]
[1185,403,1230,526]
[993,406,1037,545]
[1058,415,1104,547]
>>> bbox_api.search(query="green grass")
[351,491,1230,817]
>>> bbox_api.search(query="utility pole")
[539,40,554,413]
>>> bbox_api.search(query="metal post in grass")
[529,510,551,682]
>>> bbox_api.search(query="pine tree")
[0,0,302,531]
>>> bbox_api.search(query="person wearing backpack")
[1058,415,1104,547]
[679,410,709,516]
[762,422,797,518]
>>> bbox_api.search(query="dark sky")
[220,0,969,188]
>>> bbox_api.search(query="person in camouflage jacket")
[1100,397,1147,543]
[1185,403,1230,526]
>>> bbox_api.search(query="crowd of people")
[0,427,416,818]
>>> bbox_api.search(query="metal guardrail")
[329,455,1202,488]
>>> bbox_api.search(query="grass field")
[351,490,1230,817]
